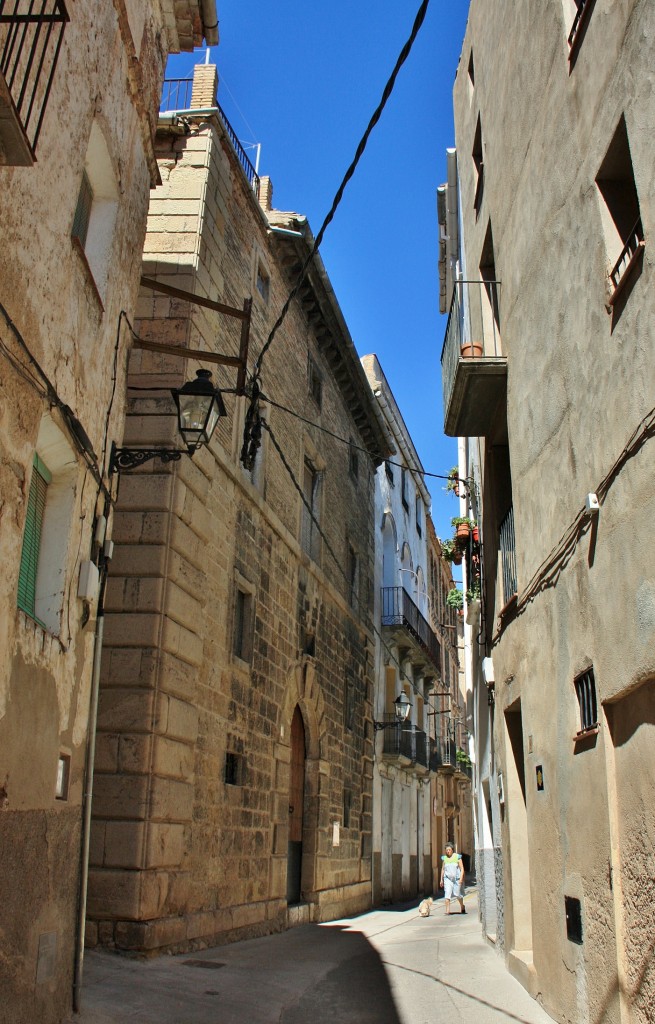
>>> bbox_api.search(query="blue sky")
[166,1,470,543]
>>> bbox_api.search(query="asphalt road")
[66,892,555,1024]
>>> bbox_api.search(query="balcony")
[381,722,429,774]
[430,737,457,774]
[441,280,507,438]
[381,586,441,674]
[0,1,68,166]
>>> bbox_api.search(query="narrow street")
[66,893,553,1024]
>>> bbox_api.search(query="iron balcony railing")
[381,721,429,769]
[381,586,441,672]
[499,505,518,605]
[430,737,457,771]
[0,0,68,159]
[609,217,645,298]
[160,78,259,192]
[440,279,502,421]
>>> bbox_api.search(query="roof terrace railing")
[160,77,260,193]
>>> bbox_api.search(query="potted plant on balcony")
[456,748,472,772]
[446,466,460,496]
[465,579,481,624]
[446,587,463,612]
[440,538,463,566]
[461,340,483,359]
[451,516,476,544]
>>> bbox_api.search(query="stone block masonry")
[88,64,388,955]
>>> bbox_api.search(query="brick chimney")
[190,63,218,108]
[258,176,274,211]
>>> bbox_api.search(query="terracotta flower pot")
[461,342,483,359]
[453,550,463,565]
[472,526,480,544]
[455,523,470,542]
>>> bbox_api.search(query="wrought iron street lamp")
[110,369,226,473]
[373,691,413,731]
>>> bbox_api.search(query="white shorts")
[444,874,462,899]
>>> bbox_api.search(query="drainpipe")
[200,0,219,46]
[72,544,110,1012]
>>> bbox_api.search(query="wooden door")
[287,706,306,904]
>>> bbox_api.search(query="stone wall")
[88,84,386,952]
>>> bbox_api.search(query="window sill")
[573,724,599,742]
[71,235,105,313]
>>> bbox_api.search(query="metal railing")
[160,77,260,192]
[610,217,644,295]
[381,722,429,769]
[441,279,502,420]
[568,0,594,50]
[499,505,517,604]
[0,0,68,157]
[381,586,442,671]
[430,737,457,771]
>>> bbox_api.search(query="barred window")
[574,667,598,733]
[17,454,51,623]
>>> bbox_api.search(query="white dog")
[418,897,433,917]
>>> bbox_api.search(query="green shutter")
[72,169,93,247]
[17,454,51,619]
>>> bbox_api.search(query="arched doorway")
[287,705,306,904]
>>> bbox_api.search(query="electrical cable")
[252,0,431,379]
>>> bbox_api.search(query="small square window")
[472,116,484,217]
[233,587,253,663]
[596,117,644,306]
[55,753,71,800]
[224,751,243,786]
[574,667,598,733]
[565,896,583,944]
[308,355,322,408]
[256,263,270,303]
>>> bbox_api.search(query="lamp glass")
[394,692,412,722]
[172,369,226,449]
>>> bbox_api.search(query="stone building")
[0,4,218,1022]
[361,354,435,904]
[87,62,391,954]
[425,515,474,886]
[439,2,655,1021]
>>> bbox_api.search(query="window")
[574,667,598,733]
[233,584,253,662]
[256,262,270,303]
[308,355,322,408]
[385,460,394,486]
[17,412,77,634]
[348,439,359,480]
[401,467,409,511]
[565,896,583,944]
[479,222,501,353]
[18,454,51,624]
[467,50,475,100]
[596,117,644,305]
[224,751,244,786]
[301,458,321,561]
[55,753,71,801]
[472,115,484,216]
[347,543,358,607]
[416,497,423,537]
[72,122,119,300]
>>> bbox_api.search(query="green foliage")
[451,516,476,529]
[446,588,463,611]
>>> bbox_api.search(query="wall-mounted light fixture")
[373,691,412,731]
[110,369,226,473]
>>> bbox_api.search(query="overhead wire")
[252,0,431,379]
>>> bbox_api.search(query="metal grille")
[499,505,517,604]
[0,0,68,157]
[381,586,441,672]
[574,668,598,732]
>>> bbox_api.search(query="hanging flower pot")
[452,549,463,565]
[472,526,480,544]
[456,524,470,542]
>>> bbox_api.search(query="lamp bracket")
[109,444,192,474]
